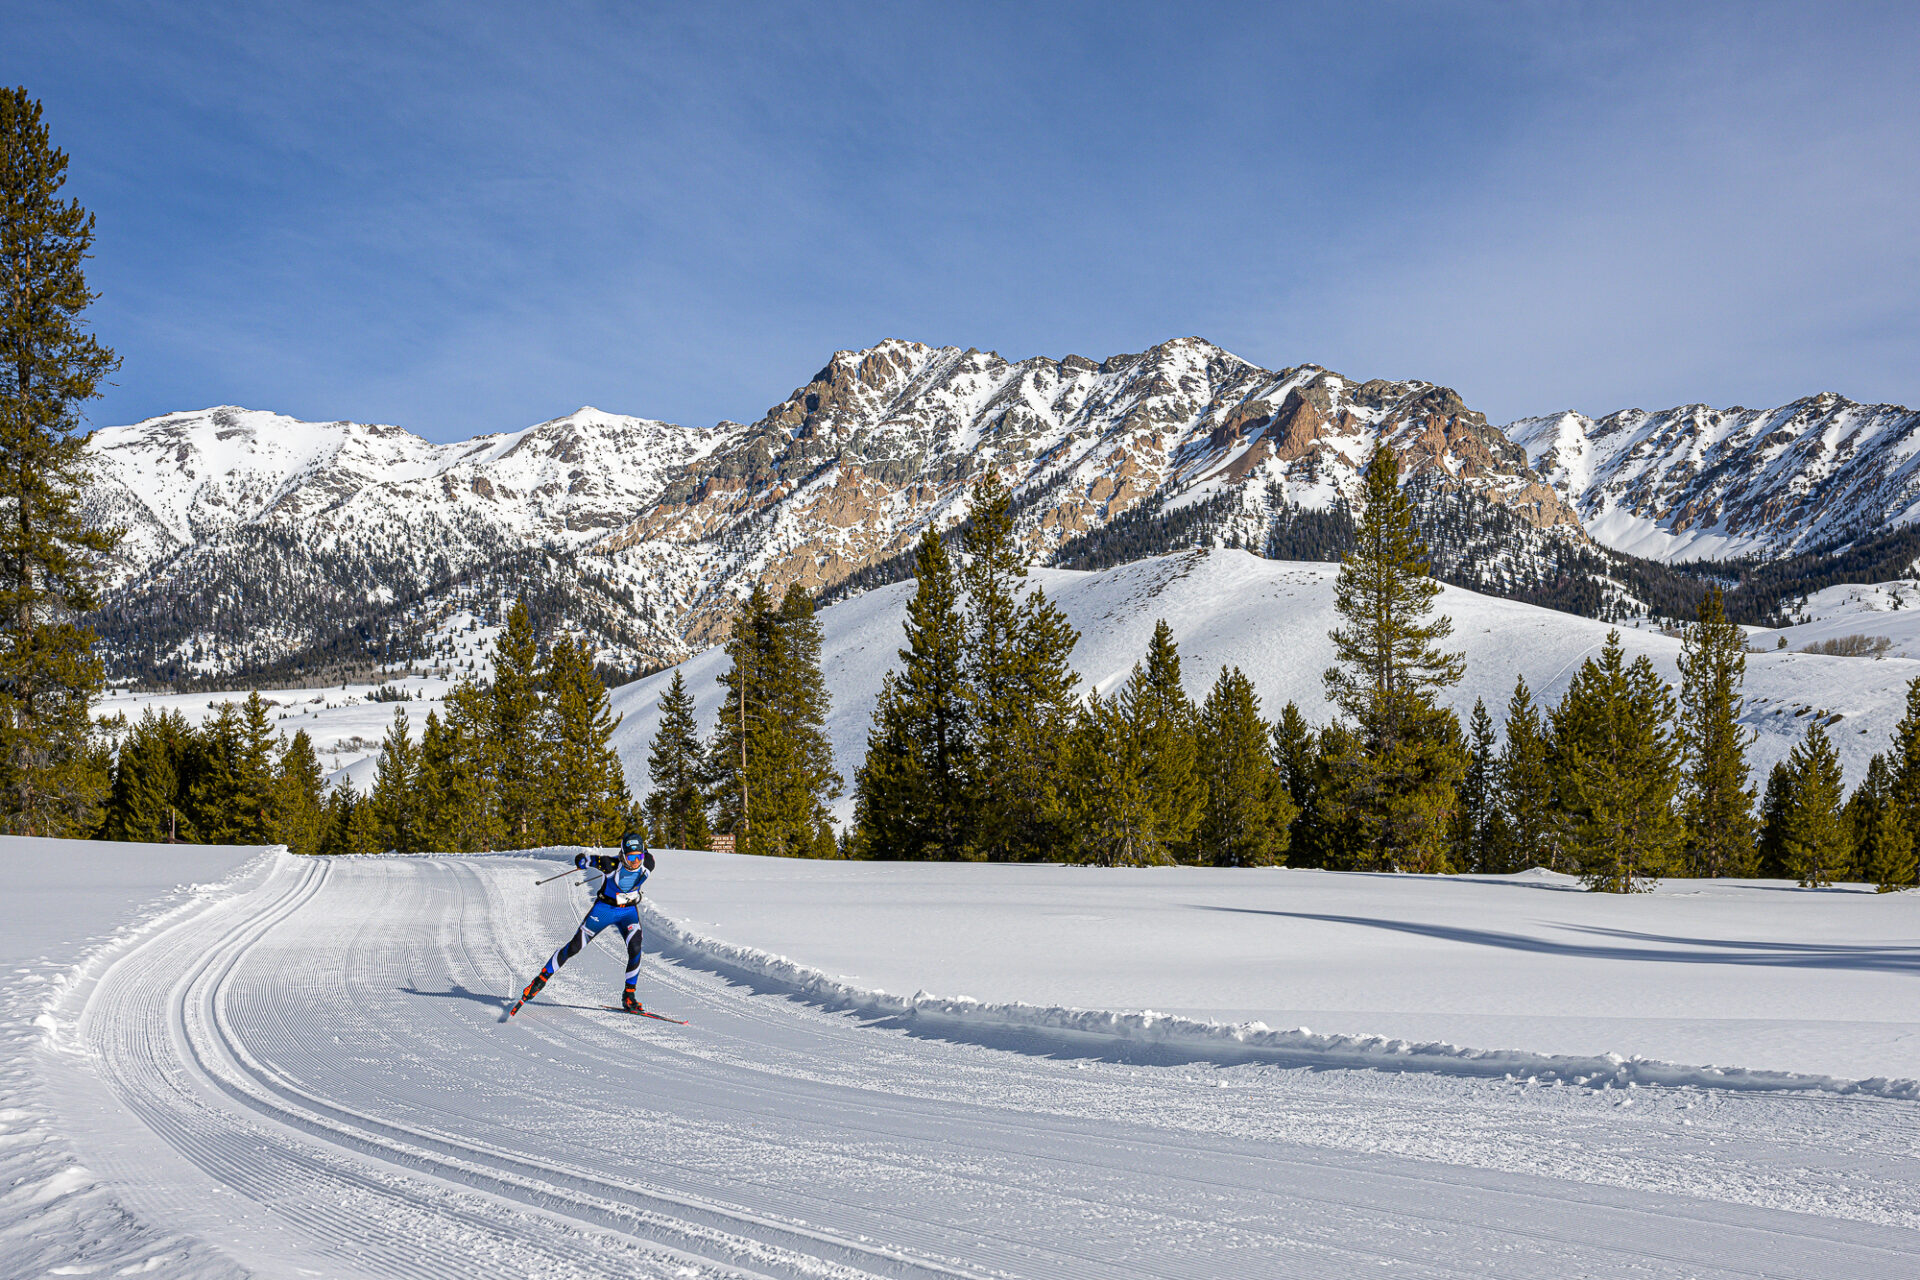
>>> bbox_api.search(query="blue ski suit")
[539,850,654,994]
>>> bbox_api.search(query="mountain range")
[78,337,1920,684]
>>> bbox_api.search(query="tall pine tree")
[1781,719,1848,888]
[960,473,1079,861]
[1549,632,1683,892]
[102,707,188,843]
[1125,620,1205,861]
[853,525,973,860]
[709,585,840,856]
[490,600,546,846]
[1060,690,1157,865]
[540,635,630,847]
[1450,699,1498,874]
[1320,445,1465,872]
[1493,677,1560,873]
[644,669,711,851]
[1193,666,1296,867]
[1678,587,1757,876]
[370,708,419,854]
[1269,702,1321,867]
[0,89,120,835]
[274,730,326,855]
[1883,677,1920,888]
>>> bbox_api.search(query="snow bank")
[0,836,271,1277]
[642,900,1920,1099]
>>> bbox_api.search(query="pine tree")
[233,691,279,842]
[1269,702,1320,867]
[708,585,773,848]
[540,635,630,847]
[1781,720,1848,888]
[1866,790,1916,892]
[961,473,1079,861]
[1193,666,1296,867]
[1679,587,1757,876]
[709,586,840,856]
[1493,677,1559,873]
[1885,677,1920,884]
[1451,699,1498,874]
[1125,620,1205,861]
[439,677,497,851]
[317,780,357,856]
[0,89,120,837]
[1841,753,1891,883]
[1757,760,1793,878]
[186,702,246,844]
[370,708,419,854]
[413,710,457,852]
[644,669,711,851]
[853,526,974,860]
[1060,690,1157,865]
[1320,445,1466,872]
[1549,632,1683,891]
[274,730,326,855]
[102,708,189,843]
[490,599,546,846]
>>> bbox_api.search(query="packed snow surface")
[7,837,1920,1277]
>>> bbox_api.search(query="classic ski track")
[74,856,872,1280]
[54,852,1920,1280]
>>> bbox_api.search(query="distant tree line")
[92,600,633,854]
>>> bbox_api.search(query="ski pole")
[535,866,582,886]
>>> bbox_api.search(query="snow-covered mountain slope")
[1505,393,1920,563]
[611,548,1920,824]
[83,339,1606,681]
[10,837,1920,1277]
[598,336,1595,651]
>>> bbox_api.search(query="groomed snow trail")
[47,852,1920,1279]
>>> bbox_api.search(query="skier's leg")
[542,906,610,980]
[617,919,645,1012]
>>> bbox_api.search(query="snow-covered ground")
[7,836,1920,1277]
[614,549,1920,821]
[652,850,1920,1085]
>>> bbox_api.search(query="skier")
[513,831,655,1015]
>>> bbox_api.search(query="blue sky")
[8,1,1917,441]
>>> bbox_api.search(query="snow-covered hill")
[611,548,1920,823]
[1505,393,1920,563]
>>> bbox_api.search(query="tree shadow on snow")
[1199,908,1920,974]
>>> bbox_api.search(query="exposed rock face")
[1505,394,1920,563]
[84,338,1595,678]
[591,339,1593,655]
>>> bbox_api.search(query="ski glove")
[615,890,642,906]
[574,853,591,870]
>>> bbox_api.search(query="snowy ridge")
[638,896,1920,1101]
[1505,393,1920,563]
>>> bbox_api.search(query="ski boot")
[622,989,644,1015]
[506,972,547,1017]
